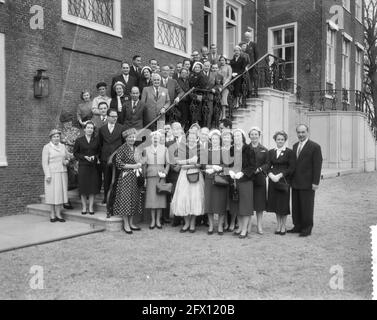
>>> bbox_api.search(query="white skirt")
[170,169,204,216]
[44,172,68,205]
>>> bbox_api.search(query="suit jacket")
[129,65,141,85]
[120,99,146,130]
[266,148,295,183]
[291,140,323,190]
[245,41,259,65]
[161,78,184,103]
[230,55,248,75]
[73,136,101,167]
[111,74,138,98]
[141,86,170,125]
[91,115,108,134]
[98,123,124,162]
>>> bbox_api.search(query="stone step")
[40,194,107,211]
[27,203,123,232]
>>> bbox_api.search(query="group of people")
[41,32,322,238]
[42,113,322,238]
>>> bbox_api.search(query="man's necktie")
[132,101,136,113]
[297,143,303,158]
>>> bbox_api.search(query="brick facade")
[0,0,256,216]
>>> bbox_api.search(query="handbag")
[213,174,229,187]
[156,179,173,195]
[274,176,290,192]
[136,173,145,188]
[229,180,239,201]
[186,168,200,183]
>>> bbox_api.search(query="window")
[224,1,243,59]
[342,0,350,12]
[342,37,351,93]
[204,0,211,48]
[62,0,122,38]
[154,0,192,57]
[0,33,6,167]
[355,47,363,91]
[268,23,297,92]
[326,25,337,92]
[355,0,362,22]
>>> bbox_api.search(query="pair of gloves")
[229,170,244,180]
[268,173,283,183]
[158,171,167,178]
[205,165,222,175]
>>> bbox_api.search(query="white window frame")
[204,0,218,48]
[342,36,351,92]
[0,33,7,167]
[154,0,192,58]
[223,0,246,58]
[342,0,350,12]
[326,25,337,93]
[355,0,362,22]
[268,22,298,93]
[355,46,363,91]
[61,0,122,38]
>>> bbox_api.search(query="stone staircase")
[27,190,125,232]
[231,98,261,137]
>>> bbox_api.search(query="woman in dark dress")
[204,129,229,235]
[266,131,295,235]
[73,121,101,215]
[189,62,207,125]
[139,66,153,95]
[229,129,256,238]
[113,128,143,234]
[248,127,269,235]
[230,46,248,109]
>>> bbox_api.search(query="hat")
[150,130,162,137]
[122,128,137,139]
[141,66,152,74]
[49,129,61,137]
[190,122,201,131]
[249,126,262,136]
[208,129,221,140]
[233,128,246,137]
[192,62,204,70]
[96,82,107,89]
[113,81,126,89]
[59,111,74,123]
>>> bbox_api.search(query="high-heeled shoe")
[149,225,155,230]
[217,231,224,236]
[274,231,281,235]
[189,228,196,233]
[124,229,133,234]
[56,217,66,223]
[81,211,87,215]
[50,218,58,223]
[207,230,214,235]
[89,212,95,216]
[239,233,248,239]
[280,230,286,236]
[233,230,241,236]
[180,227,189,233]
[131,226,141,231]
[156,225,162,230]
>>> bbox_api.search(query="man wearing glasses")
[98,109,125,204]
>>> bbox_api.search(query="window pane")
[171,0,183,19]
[285,46,294,62]
[205,0,211,8]
[285,62,294,79]
[273,48,283,59]
[284,27,294,44]
[273,30,282,45]
[156,0,169,13]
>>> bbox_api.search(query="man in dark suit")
[121,86,146,131]
[98,108,124,204]
[160,65,184,123]
[244,31,259,97]
[92,101,109,134]
[129,55,142,86]
[289,124,323,237]
[111,61,138,99]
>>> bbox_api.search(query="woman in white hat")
[189,62,207,125]
[42,129,70,223]
[109,81,127,122]
[143,130,170,229]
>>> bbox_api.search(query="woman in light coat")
[42,129,70,223]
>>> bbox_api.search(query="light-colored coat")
[143,144,170,178]
[42,142,68,177]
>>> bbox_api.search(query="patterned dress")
[113,144,143,217]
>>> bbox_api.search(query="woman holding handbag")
[170,129,204,233]
[113,128,143,234]
[204,129,229,235]
[247,127,269,235]
[143,130,170,230]
[228,129,256,239]
[266,131,295,235]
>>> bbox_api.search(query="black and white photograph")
[0,0,376,304]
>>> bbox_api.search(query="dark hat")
[96,82,107,89]
[59,111,74,123]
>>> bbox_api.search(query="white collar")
[299,138,309,146]
[275,146,287,152]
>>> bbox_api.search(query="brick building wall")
[0,0,256,216]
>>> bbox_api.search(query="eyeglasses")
[109,115,118,118]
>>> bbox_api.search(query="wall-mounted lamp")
[34,69,49,98]
[304,60,311,73]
